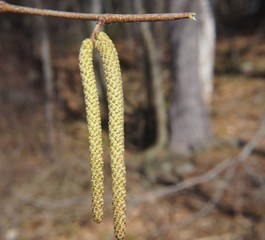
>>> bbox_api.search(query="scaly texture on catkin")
[79,38,104,224]
[95,32,126,240]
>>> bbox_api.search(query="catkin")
[79,38,104,224]
[95,32,126,240]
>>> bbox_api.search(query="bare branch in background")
[129,111,265,237]
[129,111,265,206]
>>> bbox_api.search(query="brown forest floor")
[0,33,265,240]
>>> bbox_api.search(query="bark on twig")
[0,1,195,23]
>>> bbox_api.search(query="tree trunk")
[35,0,55,160]
[198,0,216,105]
[169,0,215,155]
[135,0,168,148]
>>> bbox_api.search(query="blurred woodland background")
[0,0,265,239]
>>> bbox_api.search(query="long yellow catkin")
[79,38,104,224]
[95,32,126,240]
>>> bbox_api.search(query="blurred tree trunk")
[135,0,168,148]
[91,0,102,14]
[169,0,215,155]
[198,0,216,105]
[35,0,55,160]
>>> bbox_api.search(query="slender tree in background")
[134,0,168,150]
[169,0,215,155]
[35,0,55,160]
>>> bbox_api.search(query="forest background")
[0,0,265,239]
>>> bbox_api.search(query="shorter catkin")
[79,38,104,224]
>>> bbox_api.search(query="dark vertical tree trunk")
[169,0,215,155]
[35,0,55,160]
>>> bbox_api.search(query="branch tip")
[189,13,196,21]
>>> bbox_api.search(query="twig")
[90,19,105,41]
[172,160,237,228]
[0,1,196,24]
[129,158,231,207]
[143,162,238,238]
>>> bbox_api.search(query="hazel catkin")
[95,32,126,240]
[79,38,104,224]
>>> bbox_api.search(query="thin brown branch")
[0,1,195,24]
[129,111,265,207]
